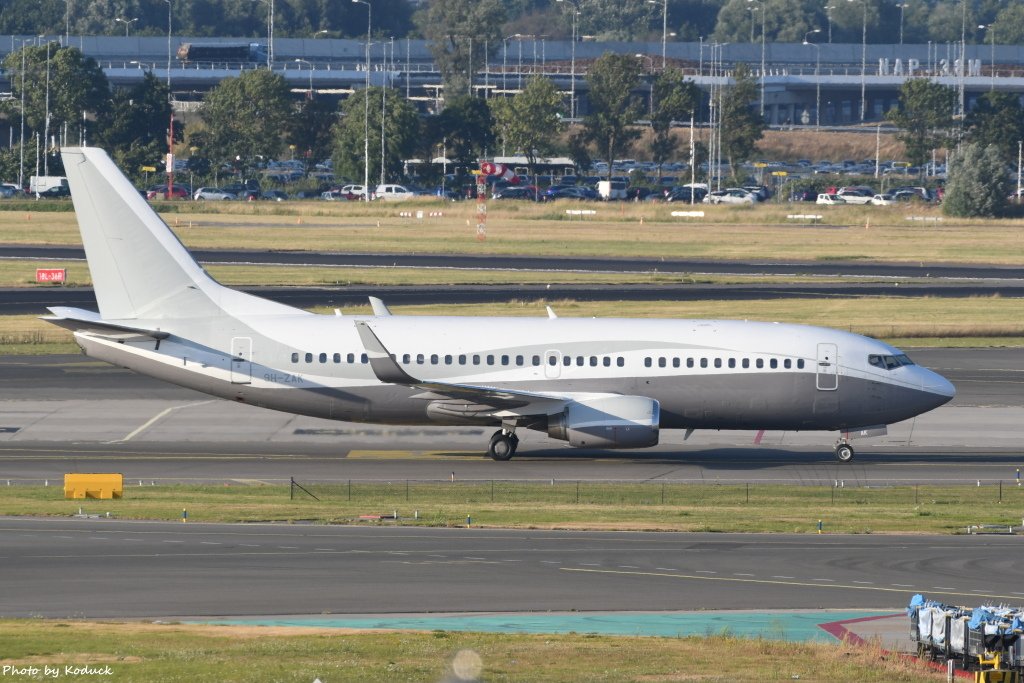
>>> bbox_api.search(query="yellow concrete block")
[63,473,123,500]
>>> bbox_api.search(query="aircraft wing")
[42,307,170,340]
[355,321,570,416]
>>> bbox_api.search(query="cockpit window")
[868,353,914,370]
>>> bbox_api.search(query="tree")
[943,142,1010,218]
[332,87,419,185]
[1,43,109,145]
[965,92,1024,167]
[94,72,179,184]
[286,97,337,166]
[417,0,506,98]
[582,53,643,181]
[430,95,495,179]
[718,63,765,172]
[712,0,824,44]
[993,4,1024,45]
[885,79,956,167]
[492,76,563,180]
[649,70,700,179]
[200,70,292,174]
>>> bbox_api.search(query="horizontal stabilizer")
[42,307,169,339]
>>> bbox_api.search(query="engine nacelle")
[548,395,660,449]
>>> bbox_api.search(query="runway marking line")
[561,567,1023,602]
[345,450,479,460]
[108,401,216,443]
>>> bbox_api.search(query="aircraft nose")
[920,367,956,402]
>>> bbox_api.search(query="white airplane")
[46,147,955,462]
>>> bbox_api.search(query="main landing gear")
[834,439,855,462]
[487,429,519,461]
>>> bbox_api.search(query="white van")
[374,184,414,201]
[597,180,627,201]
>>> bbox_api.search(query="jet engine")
[547,395,660,449]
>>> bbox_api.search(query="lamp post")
[747,5,757,43]
[163,0,172,92]
[115,17,138,37]
[41,38,51,176]
[747,0,765,118]
[294,58,313,98]
[803,30,821,130]
[556,0,579,118]
[847,0,867,122]
[647,0,667,70]
[897,3,908,45]
[353,0,371,201]
[16,38,32,189]
[825,5,836,43]
[62,0,71,46]
[979,24,995,91]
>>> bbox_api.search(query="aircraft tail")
[61,147,295,322]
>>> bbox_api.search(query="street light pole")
[556,0,579,117]
[747,0,765,118]
[897,3,908,45]
[42,39,51,176]
[825,5,835,43]
[353,0,371,201]
[647,0,667,70]
[294,58,313,98]
[115,17,138,37]
[164,0,172,92]
[847,0,867,122]
[979,24,995,91]
[803,30,821,130]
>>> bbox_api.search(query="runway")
[3,518,1022,619]
[1,349,1022,623]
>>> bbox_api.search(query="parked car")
[492,186,539,200]
[836,187,875,205]
[816,193,846,205]
[789,187,817,202]
[374,184,414,201]
[261,190,288,201]
[0,184,18,199]
[870,193,894,206]
[541,186,598,202]
[703,188,756,205]
[339,183,370,200]
[146,184,190,200]
[193,187,235,201]
[665,186,708,203]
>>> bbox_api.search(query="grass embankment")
[2,202,1023,264]
[6,482,1022,533]
[0,620,943,682]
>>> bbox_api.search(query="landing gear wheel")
[488,430,516,461]
[834,443,855,462]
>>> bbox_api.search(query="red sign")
[36,268,66,284]
[480,161,496,175]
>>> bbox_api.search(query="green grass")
[0,620,944,682]
[11,482,1024,534]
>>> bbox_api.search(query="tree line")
[4,1,1023,48]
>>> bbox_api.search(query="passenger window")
[700,358,708,368]
[458,354,467,365]
[603,357,611,367]
[305,353,313,363]
[644,357,652,368]
[573,356,582,366]
[784,359,792,369]
[797,359,805,369]
[589,356,598,367]
[333,353,341,363]
[472,355,481,365]
[442,355,451,365]
[501,355,510,366]
[687,358,694,368]
[658,357,666,368]
[728,358,736,368]
[291,352,299,363]
[714,358,722,368]
[430,354,439,365]
[347,353,355,363]
[515,355,524,366]
[319,353,327,363]
[487,355,495,365]
[402,353,410,364]
[360,353,368,364]
[616,357,624,367]
[564,356,572,366]
[756,359,764,369]
[548,355,557,366]
[533,355,541,366]
[770,359,778,369]
[672,358,680,368]
[416,353,425,364]
[742,358,749,369]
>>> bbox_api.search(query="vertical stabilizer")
[62,147,219,321]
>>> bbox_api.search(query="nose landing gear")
[834,440,855,462]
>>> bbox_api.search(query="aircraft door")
[230,336,253,384]
[544,350,562,379]
[816,343,838,391]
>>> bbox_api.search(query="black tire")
[835,444,854,462]
[488,435,514,461]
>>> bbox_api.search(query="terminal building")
[2,35,1024,128]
